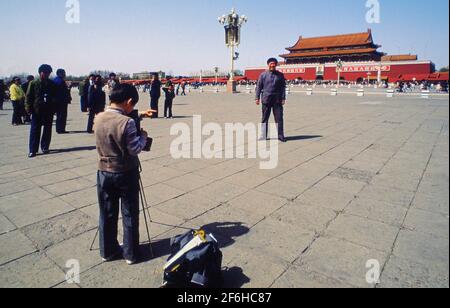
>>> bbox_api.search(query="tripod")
[89,169,154,259]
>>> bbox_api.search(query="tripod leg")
[139,186,154,258]
[90,227,99,251]
[139,177,152,222]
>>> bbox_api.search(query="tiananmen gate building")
[245,29,448,84]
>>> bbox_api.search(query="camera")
[143,137,153,152]
[129,110,153,152]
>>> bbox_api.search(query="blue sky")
[0,0,448,77]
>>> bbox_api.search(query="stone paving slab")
[0,230,37,265]
[0,253,66,288]
[0,91,448,288]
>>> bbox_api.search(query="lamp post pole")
[336,59,343,87]
[219,8,247,94]
[214,67,219,85]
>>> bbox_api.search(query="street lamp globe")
[218,8,248,94]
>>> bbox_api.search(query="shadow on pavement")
[285,135,322,141]
[48,146,96,154]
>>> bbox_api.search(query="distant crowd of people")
[395,81,449,93]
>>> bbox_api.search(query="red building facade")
[245,30,441,83]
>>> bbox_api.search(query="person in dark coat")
[0,80,5,110]
[79,75,94,113]
[21,75,34,93]
[87,75,106,134]
[163,84,176,119]
[150,74,161,118]
[25,64,57,158]
[255,58,287,143]
[54,69,72,134]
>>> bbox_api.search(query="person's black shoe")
[42,150,50,155]
[28,153,37,158]
[279,137,287,143]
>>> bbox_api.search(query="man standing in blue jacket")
[255,58,287,143]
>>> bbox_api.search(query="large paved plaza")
[0,89,448,288]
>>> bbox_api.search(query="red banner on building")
[342,65,391,73]
[278,68,306,74]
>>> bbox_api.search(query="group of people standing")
[148,74,177,119]
[7,76,34,125]
[0,65,72,158]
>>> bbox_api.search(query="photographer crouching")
[94,84,155,265]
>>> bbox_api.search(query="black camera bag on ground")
[162,230,223,288]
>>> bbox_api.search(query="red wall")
[245,63,434,82]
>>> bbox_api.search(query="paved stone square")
[0,89,448,288]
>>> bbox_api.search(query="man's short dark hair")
[38,64,53,74]
[267,58,278,65]
[109,73,117,78]
[110,84,139,105]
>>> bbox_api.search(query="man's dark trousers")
[150,97,159,118]
[164,99,173,118]
[261,99,284,139]
[29,112,54,154]
[56,103,68,133]
[97,169,140,261]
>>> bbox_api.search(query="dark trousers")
[150,97,159,118]
[164,99,173,118]
[261,102,285,139]
[0,98,4,110]
[29,112,53,154]
[12,101,24,125]
[97,169,140,261]
[87,109,103,133]
[56,104,68,133]
[80,96,88,112]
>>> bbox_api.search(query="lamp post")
[219,8,247,93]
[377,63,382,85]
[367,72,372,85]
[336,59,343,87]
[214,67,219,85]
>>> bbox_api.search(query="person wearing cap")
[255,58,287,142]
[10,77,26,126]
[25,64,57,158]
[54,69,72,134]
